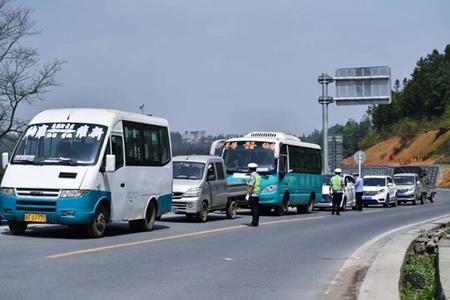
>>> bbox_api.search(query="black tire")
[226,200,237,219]
[341,197,347,211]
[274,205,284,216]
[297,196,314,214]
[129,201,156,232]
[87,204,107,238]
[260,206,271,215]
[275,195,289,216]
[197,201,208,222]
[8,220,28,235]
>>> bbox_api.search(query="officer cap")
[248,163,258,169]
[334,168,342,174]
[353,172,359,176]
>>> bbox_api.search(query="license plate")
[24,213,46,222]
[170,206,178,213]
[397,193,404,196]
[363,196,372,200]
[321,198,326,202]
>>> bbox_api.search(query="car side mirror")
[2,152,9,169]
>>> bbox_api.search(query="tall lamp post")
[318,73,334,174]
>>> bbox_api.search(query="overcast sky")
[17,0,450,137]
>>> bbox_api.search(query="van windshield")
[393,176,415,185]
[173,162,204,180]
[11,122,107,166]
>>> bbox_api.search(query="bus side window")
[279,156,287,173]
[112,135,124,170]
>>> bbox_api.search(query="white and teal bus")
[210,132,322,215]
[0,108,172,238]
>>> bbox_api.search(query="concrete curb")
[359,215,450,299]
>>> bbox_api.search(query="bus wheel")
[130,201,156,232]
[260,206,271,215]
[141,201,156,231]
[87,204,107,238]
[273,205,284,216]
[197,201,208,222]
[226,200,237,219]
[8,220,28,235]
[297,196,314,214]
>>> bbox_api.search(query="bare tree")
[0,0,66,142]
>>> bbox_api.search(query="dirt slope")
[342,130,450,187]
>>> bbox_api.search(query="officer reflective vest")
[331,175,343,192]
[248,172,261,195]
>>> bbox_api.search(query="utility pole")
[139,104,144,114]
[318,73,334,174]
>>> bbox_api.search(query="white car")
[315,174,356,211]
[362,175,397,208]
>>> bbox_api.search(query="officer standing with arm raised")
[246,163,261,227]
[329,168,345,215]
[353,172,364,211]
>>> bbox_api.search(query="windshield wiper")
[55,158,77,166]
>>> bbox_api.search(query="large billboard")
[334,66,391,105]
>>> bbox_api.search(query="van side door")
[209,161,228,209]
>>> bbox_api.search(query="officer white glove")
[245,194,249,201]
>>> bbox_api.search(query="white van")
[0,108,173,238]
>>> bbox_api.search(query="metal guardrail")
[342,165,439,186]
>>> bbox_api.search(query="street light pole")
[318,73,334,174]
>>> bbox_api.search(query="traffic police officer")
[246,162,261,226]
[329,168,345,215]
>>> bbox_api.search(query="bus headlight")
[184,187,201,197]
[60,189,89,198]
[262,185,278,193]
[1,187,14,196]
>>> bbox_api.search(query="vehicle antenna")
[67,105,75,120]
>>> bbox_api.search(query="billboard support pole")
[318,73,334,174]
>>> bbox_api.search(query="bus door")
[105,134,127,220]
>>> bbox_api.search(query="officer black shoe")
[247,223,259,227]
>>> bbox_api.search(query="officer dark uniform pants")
[249,195,260,225]
[332,192,343,215]
[355,192,363,211]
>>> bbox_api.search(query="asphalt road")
[1,189,449,300]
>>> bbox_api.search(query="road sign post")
[354,150,366,176]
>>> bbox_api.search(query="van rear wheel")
[8,220,28,235]
[226,200,237,219]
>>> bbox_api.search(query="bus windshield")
[222,141,276,174]
[11,122,107,166]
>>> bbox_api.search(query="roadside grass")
[400,249,436,300]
